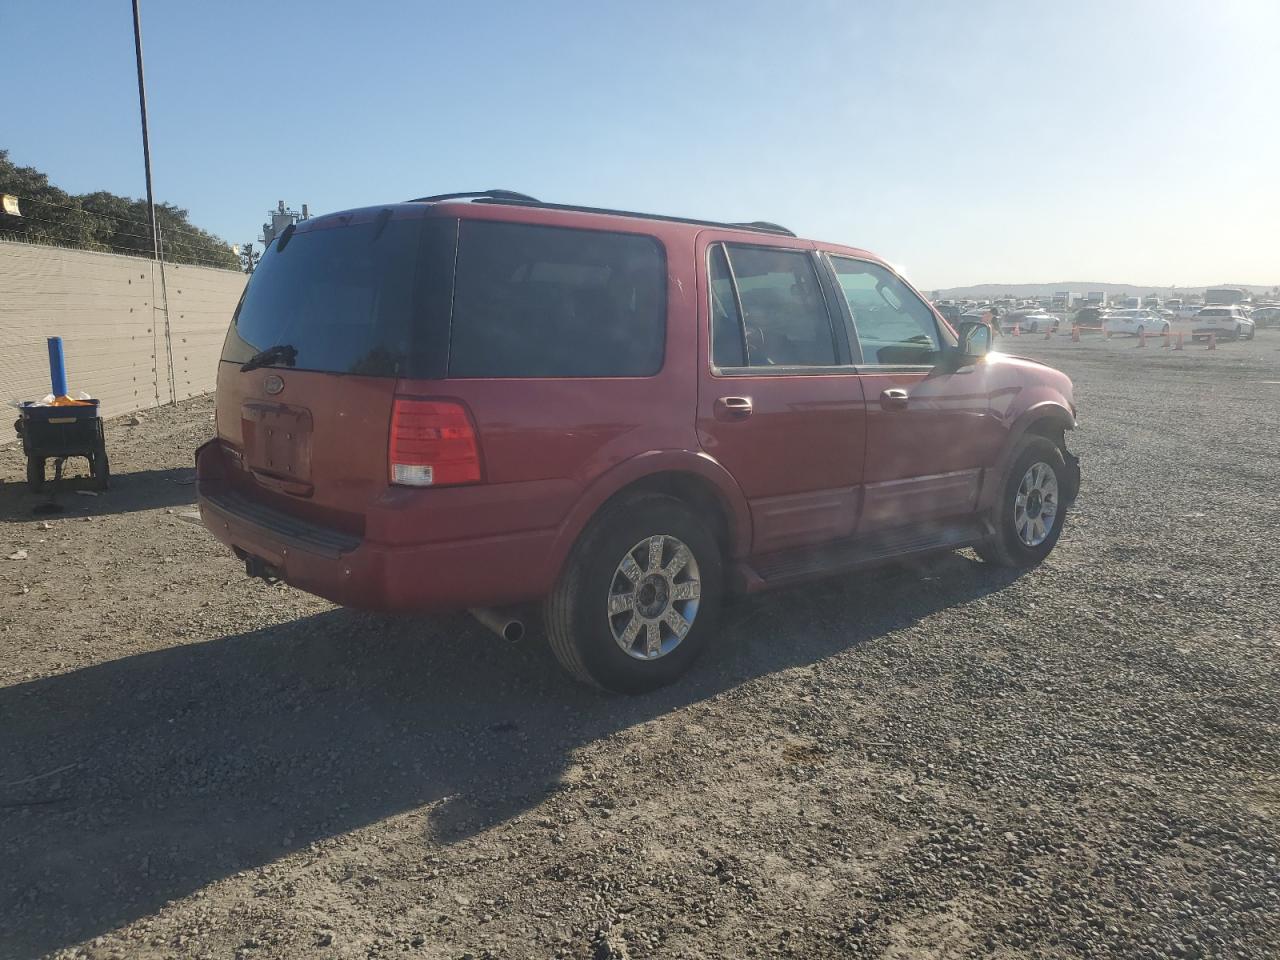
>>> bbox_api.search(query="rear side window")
[222,214,453,377]
[712,244,837,368]
[449,221,665,378]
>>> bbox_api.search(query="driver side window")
[830,256,941,366]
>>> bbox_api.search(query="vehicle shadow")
[0,467,196,522]
[0,551,1019,957]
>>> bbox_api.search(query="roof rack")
[408,189,540,203]
[729,221,795,236]
[470,197,796,237]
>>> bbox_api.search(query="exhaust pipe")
[469,607,525,644]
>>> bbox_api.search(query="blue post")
[47,336,68,397]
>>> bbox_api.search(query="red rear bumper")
[195,440,558,612]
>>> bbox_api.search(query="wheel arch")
[545,451,751,589]
[979,402,1077,512]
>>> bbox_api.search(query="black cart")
[14,400,110,492]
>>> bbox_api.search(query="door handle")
[714,396,753,420]
[880,388,910,410]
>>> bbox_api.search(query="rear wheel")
[545,494,723,693]
[976,436,1068,568]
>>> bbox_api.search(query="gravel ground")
[2,331,1278,960]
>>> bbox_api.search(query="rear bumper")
[196,441,558,613]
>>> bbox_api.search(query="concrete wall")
[0,240,245,425]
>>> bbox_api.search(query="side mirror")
[957,320,991,358]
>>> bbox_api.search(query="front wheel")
[545,494,724,693]
[976,436,1069,568]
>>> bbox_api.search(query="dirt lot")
[3,331,1279,960]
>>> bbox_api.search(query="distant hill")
[933,282,1278,299]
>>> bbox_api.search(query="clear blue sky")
[3,0,1277,289]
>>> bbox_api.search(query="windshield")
[221,215,453,377]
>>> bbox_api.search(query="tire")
[545,493,724,694]
[89,441,111,490]
[1247,326,1256,341]
[26,457,45,493]
[975,436,1069,568]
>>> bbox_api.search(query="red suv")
[197,191,1080,692]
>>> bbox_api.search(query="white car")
[1000,312,1059,335]
[1192,306,1255,341]
[1102,309,1169,338]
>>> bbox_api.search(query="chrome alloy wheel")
[607,535,702,661]
[1014,461,1059,547]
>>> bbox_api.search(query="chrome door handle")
[714,396,753,420]
[880,388,910,410]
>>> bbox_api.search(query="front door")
[695,240,866,556]
[823,254,1001,534]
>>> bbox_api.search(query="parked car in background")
[934,302,963,325]
[1000,311,1059,335]
[1192,306,1255,341]
[1072,307,1107,328]
[196,190,1080,692]
[1250,305,1280,328]
[1102,309,1169,338]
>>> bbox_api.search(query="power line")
[3,193,235,246]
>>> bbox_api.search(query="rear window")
[1199,308,1229,317]
[222,214,456,377]
[448,221,665,378]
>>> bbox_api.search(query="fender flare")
[978,401,1076,512]
[544,449,752,580]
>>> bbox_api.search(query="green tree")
[0,150,239,270]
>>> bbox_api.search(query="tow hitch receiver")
[244,554,283,584]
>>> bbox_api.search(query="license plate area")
[241,402,314,494]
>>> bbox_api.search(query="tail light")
[388,397,482,487]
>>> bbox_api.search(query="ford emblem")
[263,374,285,396]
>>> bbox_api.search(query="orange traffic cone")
[1043,328,1052,340]
[1137,328,1147,348]
[1013,323,1021,337]
[1174,332,1184,351]
[1072,325,1081,342]
[1161,330,1170,349]
[1208,332,1216,351]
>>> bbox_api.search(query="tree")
[0,150,239,270]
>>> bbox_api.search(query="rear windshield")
[221,214,455,377]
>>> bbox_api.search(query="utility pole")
[131,0,175,404]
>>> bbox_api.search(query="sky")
[2,0,1277,290]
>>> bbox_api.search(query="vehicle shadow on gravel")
[0,551,1018,957]
[0,467,197,522]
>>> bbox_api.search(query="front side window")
[711,244,837,368]
[449,221,665,378]
[830,257,941,366]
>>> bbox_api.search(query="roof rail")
[408,189,539,203]
[729,221,796,237]
[472,197,796,237]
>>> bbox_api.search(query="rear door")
[695,238,866,556]
[823,254,1001,533]
[215,209,455,530]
